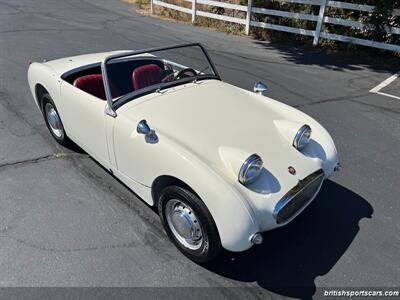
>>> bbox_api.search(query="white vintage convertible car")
[28,43,340,262]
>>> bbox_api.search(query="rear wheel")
[158,185,222,263]
[41,93,72,147]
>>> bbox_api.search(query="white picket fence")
[150,0,400,52]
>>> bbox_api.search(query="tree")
[365,0,400,45]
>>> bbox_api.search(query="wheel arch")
[35,84,49,110]
[148,167,258,252]
[151,175,197,207]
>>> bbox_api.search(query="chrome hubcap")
[165,199,203,250]
[45,103,63,138]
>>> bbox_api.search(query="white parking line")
[370,73,400,100]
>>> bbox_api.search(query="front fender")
[113,116,259,252]
[157,138,259,252]
[264,95,339,176]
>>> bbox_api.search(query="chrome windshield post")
[104,102,117,118]
[101,59,117,118]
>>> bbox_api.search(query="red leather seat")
[73,74,118,100]
[132,64,162,90]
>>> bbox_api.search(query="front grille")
[274,169,324,224]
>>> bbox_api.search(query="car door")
[59,81,111,169]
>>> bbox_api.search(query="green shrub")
[365,0,400,45]
[134,0,400,53]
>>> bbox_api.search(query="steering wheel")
[176,68,197,80]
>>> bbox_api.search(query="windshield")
[103,44,219,103]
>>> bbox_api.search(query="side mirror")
[254,82,268,96]
[137,120,151,135]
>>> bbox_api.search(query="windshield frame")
[101,43,220,116]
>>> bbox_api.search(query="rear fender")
[27,62,62,113]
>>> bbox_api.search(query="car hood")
[119,80,325,188]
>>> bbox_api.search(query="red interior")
[132,64,163,90]
[73,63,164,99]
[73,74,119,100]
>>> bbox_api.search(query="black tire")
[158,185,222,263]
[41,93,73,147]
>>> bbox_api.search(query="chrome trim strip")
[273,169,324,224]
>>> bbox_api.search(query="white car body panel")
[42,51,128,77]
[114,80,338,233]
[59,82,111,168]
[27,50,339,252]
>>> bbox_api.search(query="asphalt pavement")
[0,0,399,299]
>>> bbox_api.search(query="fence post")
[151,0,155,15]
[245,0,253,35]
[313,0,328,46]
[192,0,197,24]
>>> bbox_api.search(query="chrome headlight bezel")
[293,124,312,151]
[238,154,263,185]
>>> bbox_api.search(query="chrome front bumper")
[273,169,325,224]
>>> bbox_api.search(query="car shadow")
[203,180,373,299]
[253,40,400,73]
[63,139,86,154]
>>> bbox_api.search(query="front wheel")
[158,186,222,263]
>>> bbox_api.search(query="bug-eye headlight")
[238,154,263,185]
[293,124,312,150]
